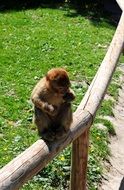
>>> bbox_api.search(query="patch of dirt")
[99,64,124,190]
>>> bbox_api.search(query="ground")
[100,63,124,190]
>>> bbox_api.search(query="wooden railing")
[0,1,124,190]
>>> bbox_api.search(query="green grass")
[95,118,116,136]
[0,6,120,190]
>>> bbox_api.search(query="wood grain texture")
[71,129,89,190]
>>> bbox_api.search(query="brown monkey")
[31,68,75,142]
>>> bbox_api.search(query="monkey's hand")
[63,90,75,103]
[43,103,58,116]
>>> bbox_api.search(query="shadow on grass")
[0,0,122,26]
[0,0,63,11]
[65,0,122,26]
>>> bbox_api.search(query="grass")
[95,118,116,136]
[0,5,120,190]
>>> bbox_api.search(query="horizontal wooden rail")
[0,11,124,190]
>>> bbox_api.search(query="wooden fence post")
[71,129,89,190]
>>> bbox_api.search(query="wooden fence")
[0,1,124,190]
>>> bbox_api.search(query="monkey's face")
[54,84,69,94]
[46,68,71,95]
[50,74,70,95]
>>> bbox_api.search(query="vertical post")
[70,129,89,190]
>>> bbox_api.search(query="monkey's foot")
[39,130,56,142]
[55,128,68,140]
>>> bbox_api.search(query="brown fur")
[31,68,75,142]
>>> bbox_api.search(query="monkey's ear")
[46,72,59,82]
[46,73,53,81]
[46,74,49,81]
[46,74,55,81]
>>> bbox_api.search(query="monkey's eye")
[59,87,64,90]
[58,79,70,87]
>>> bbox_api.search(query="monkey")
[31,68,75,142]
